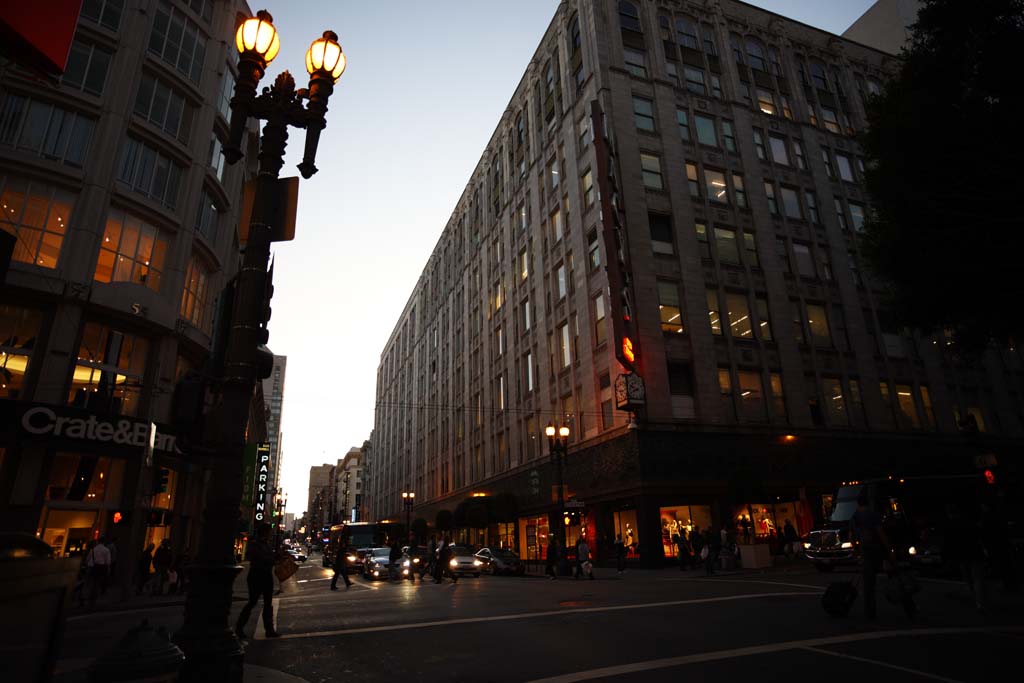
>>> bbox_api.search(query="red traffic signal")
[983,469,996,485]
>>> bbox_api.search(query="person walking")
[704,529,720,576]
[136,543,155,595]
[546,537,560,579]
[427,535,438,577]
[690,527,704,569]
[677,533,691,571]
[436,536,457,583]
[152,540,172,596]
[614,534,626,574]
[84,538,112,607]
[235,523,280,639]
[331,544,352,590]
[575,537,594,580]
[851,490,888,620]
[783,519,799,558]
[388,540,402,581]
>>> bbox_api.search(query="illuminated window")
[726,293,752,338]
[520,248,529,280]
[95,209,168,292]
[559,322,571,367]
[705,169,728,204]
[180,256,211,332]
[719,368,734,419]
[896,384,920,428]
[769,372,786,419]
[806,304,831,345]
[686,162,700,198]
[756,296,772,340]
[706,290,721,335]
[69,322,149,416]
[551,207,563,241]
[0,176,73,269]
[581,170,594,207]
[658,281,683,333]
[0,303,43,398]
[757,89,776,115]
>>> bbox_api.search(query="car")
[286,548,307,563]
[363,547,397,580]
[475,547,524,575]
[447,545,484,577]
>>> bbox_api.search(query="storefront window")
[659,505,712,558]
[734,500,812,542]
[518,515,549,563]
[1,303,43,399]
[68,322,149,416]
[612,509,639,558]
[40,509,98,557]
[45,454,113,502]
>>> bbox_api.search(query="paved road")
[56,554,1022,682]
[243,556,1021,682]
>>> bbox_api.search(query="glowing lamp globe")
[236,10,280,63]
[306,30,346,81]
[545,423,556,438]
[558,426,570,438]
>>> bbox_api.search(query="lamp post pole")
[545,423,570,552]
[173,12,345,682]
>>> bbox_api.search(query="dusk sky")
[256,1,876,515]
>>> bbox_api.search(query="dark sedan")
[447,545,484,577]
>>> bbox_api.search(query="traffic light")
[253,260,275,380]
[111,510,127,525]
[153,467,170,495]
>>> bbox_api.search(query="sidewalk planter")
[0,533,80,683]
[739,543,772,569]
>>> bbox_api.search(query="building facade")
[0,0,261,573]
[370,0,1021,565]
[261,353,286,510]
[842,0,920,55]
[334,446,364,523]
[306,463,334,537]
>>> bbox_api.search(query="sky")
[257,0,876,514]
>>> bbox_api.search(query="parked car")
[447,545,484,577]
[363,547,396,580]
[475,547,524,575]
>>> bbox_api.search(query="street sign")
[973,453,998,469]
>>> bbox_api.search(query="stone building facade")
[370,0,1020,564]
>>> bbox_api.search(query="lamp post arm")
[224,57,265,164]
[297,72,334,179]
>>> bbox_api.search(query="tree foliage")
[860,0,1024,348]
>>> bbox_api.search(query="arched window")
[745,37,767,72]
[515,113,524,146]
[619,1,641,33]
[811,61,829,90]
[675,16,699,49]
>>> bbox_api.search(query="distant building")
[334,447,365,523]
[261,355,287,510]
[306,463,334,536]
[843,0,921,55]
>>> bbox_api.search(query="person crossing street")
[331,544,352,590]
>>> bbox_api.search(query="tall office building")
[334,446,365,523]
[261,354,286,507]
[843,0,921,55]
[306,463,334,536]
[370,0,1020,565]
[0,0,262,563]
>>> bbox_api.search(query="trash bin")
[0,533,81,683]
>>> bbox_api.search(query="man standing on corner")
[236,523,280,638]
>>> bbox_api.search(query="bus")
[322,521,400,569]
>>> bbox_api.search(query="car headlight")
[803,542,811,549]
[413,558,420,564]
[473,559,482,566]
[449,559,458,567]
[347,555,357,562]
[373,570,379,576]
[908,546,917,556]
[841,542,853,549]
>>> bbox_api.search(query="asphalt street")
[54,554,1023,682]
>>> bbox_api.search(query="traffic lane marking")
[800,646,964,683]
[271,591,821,640]
[523,626,1024,683]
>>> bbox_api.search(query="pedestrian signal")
[983,469,996,485]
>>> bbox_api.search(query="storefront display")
[612,509,639,558]
[733,499,814,545]
[659,505,712,558]
[518,515,549,562]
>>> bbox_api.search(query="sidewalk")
[523,556,810,580]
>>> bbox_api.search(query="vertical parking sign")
[253,443,272,523]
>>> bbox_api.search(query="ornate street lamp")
[545,423,570,552]
[401,490,415,542]
[174,12,345,682]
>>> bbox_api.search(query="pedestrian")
[704,529,720,576]
[690,527,704,568]
[235,522,280,639]
[945,503,986,613]
[546,537,559,579]
[741,516,751,544]
[136,543,155,595]
[437,536,457,583]
[152,540,172,596]
[388,539,402,581]
[783,519,798,558]
[851,490,889,620]
[331,544,352,590]
[433,537,447,583]
[176,548,191,594]
[427,535,437,577]
[614,534,626,574]
[677,533,691,571]
[575,537,594,580]
[83,538,112,607]
[720,527,728,548]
